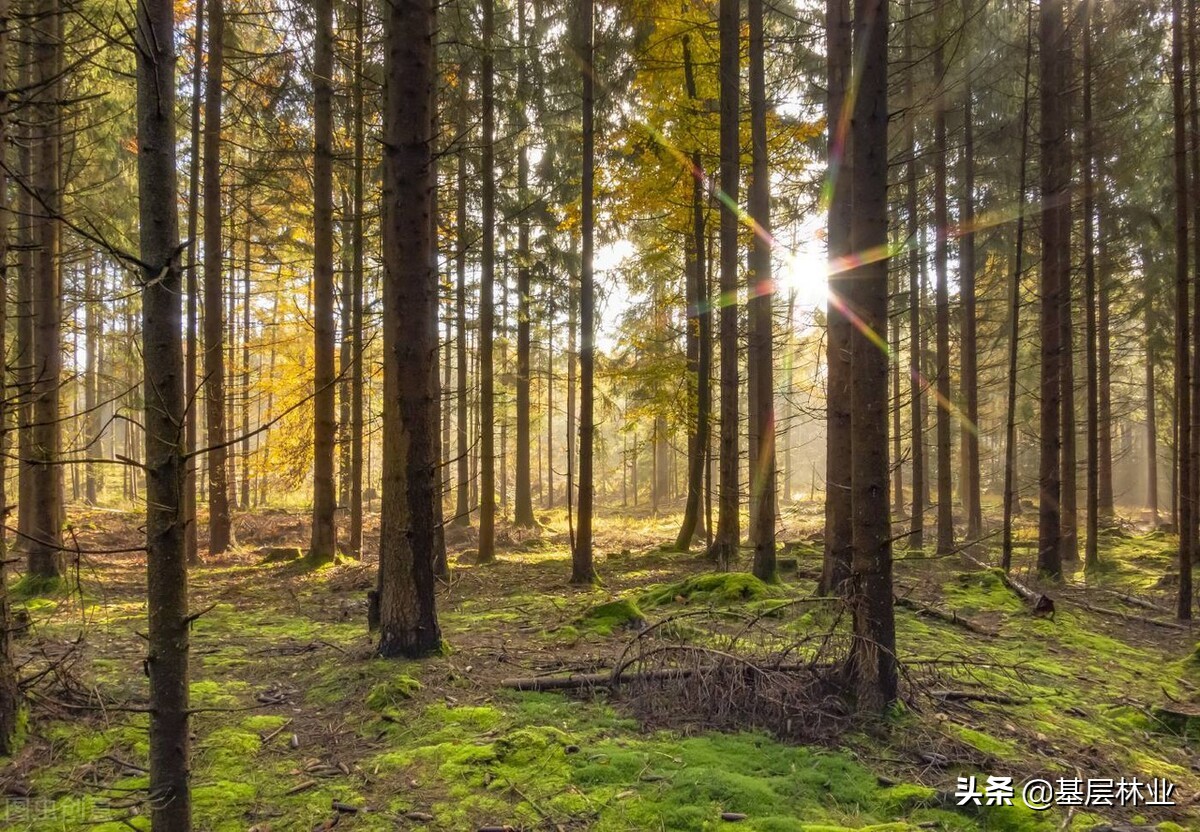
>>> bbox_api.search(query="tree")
[821,0,852,593]
[27,0,64,579]
[184,0,205,565]
[1037,0,1068,580]
[708,0,740,570]
[848,0,896,710]
[308,0,337,564]
[1172,0,1192,617]
[904,0,923,552]
[573,0,597,585]
[136,0,191,820]
[1082,0,1100,569]
[454,67,471,529]
[959,67,981,544]
[748,0,775,582]
[377,0,442,658]
[203,0,233,555]
[514,0,536,528]
[347,0,366,555]
[478,0,497,563]
[932,0,954,557]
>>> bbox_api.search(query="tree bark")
[1174,0,1193,616]
[136,0,191,820]
[454,70,471,527]
[377,0,442,658]
[960,71,981,543]
[573,0,597,584]
[184,0,204,564]
[904,0,923,551]
[1082,0,1099,569]
[478,0,497,562]
[932,0,954,556]
[349,0,366,553]
[514,0,536,528]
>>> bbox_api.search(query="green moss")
[366,674,423,718]
[578,598,646,635]
[944,724,1018,759]
[641,572,774,607]
[11,572,67,599]
[878,783,937,811]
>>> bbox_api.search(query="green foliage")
[578,598,646,634]
[641,572,776,607]
[366,674,423,717]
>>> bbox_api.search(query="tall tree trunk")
[377,0,442,658]
[514,0,536,528]
[349,0,366,553]
[1003,0,1034,571]
[454,71,471,527]
[84,257,97,504]
[185,0,204,564]
[203,0,232,555]
[1174,0,1193,616]
[1037,0,1068,580]
[241,239,251,510]
[904,0,923,550]
[960,74,981,543]
[709,0,740,570]
[478,0,497,562]
[1190,0,1200,581]
[27,0,63,579]
[674,33,710,550]
[822,0,852,592]
[1097,178,1115,520]
[1082,0,1099,569]
[341,192,353,511]
[309,0,337,563]
[932,0,954,556]
[15,22,31,552]
[1146,277,1160,524]
[135,0,191,820]
[848,0,897,711]
[573,0,597,584]
[748,0,775,582]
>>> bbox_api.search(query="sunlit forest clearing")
[2,0,1200,828]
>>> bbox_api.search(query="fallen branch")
[500,661,815,692]
[1095,588,1173,615]
[1060,598,1190,631]
[961,553,1054,615]
[894,594,997,637]
[930,689,1031,706]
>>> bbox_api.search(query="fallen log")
[1060,598,1190,631]
[961,553,1054,615]
[930,689,1031,706]
[1095,588,1173,615]
[501,661,816,692]
[894,594,997,637]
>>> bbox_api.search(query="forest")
[0,0,1197,828]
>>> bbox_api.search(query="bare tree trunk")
[1082,0,1099,569]
[202,0,232,555]
[478,0,497,563]
[513,0,535,528]
[1003,0,1034,571]
[709,0,740,570]
[135,0,191,820]
[15,22,31,551]
[821,0,852,592]
[848,0,897,711]
[932,0,954,556]
[573,0,597,584]
[84,256,97,504]
[377,0,442,658]
[454,71,471,527]
[1146,277,1160,524]
[349,0,366,553]
[1037,0,1068,580]
[309,0,337,563]
[1174,0,1193,616]
[1190,0,1200,578]
[904,0,922,550]
[184,0,204,564]
[960,71,981,543]
[748,0,775,582]
[27,0,63,579]
[241,239,251,511]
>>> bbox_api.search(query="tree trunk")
[904,0,922,551]
[15,23,31,552]
[932,0,954,556]
[573,0,597,584]
[1174,0,1193,616]
[241,238,251,511]
[822,0,852,592]
[309,0,337,563]
[377,0,442,658]
[1082,0,1099,569]
[513,0,535,528]
[748,0,775,582]
[454,71,471,528]
[202,0,232,555]
[1146,276,1160,523]
[349,0,366,553]
[184,0,204,564]
[848,0,897,711]
[478,0,497,562]
[1190,0,1200,578]
[960,73,981,543]
[135,0,191,820]
[1037,0,1068,580]
[1003,0,1034,571]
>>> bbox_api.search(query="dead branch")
[894,594,997,636]
[961,552,1054,614]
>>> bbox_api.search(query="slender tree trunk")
[309,0,337,563]
[202,0,232,555]
[15,23,31,552]
[341,192,353,511]
[377,0,442,657]
[513,0,535,528]
[1003,0,1034,571]
[748,0,775,582]
[349,0,366,553]
[478,0,497,562]
[822,0,852,591]
[1146,278,1160,524]
[1082,0,1100,569]
[573,0,597,584]
[1190,0,1200,576]
[546,290,555,508]
[848,0,897,711]
[568,242,577,514]
[1037,0,1068,580]
[84,257,97,504]
[1097,182,1115,520]
[241,239,251,510]
[709,0,740,570]
[675,33,709,550]
[932,0,954,556]
[904,0,923,551]
[454,72,471,527]
[136,0,191,820]
[1175,0,1193,616]
[27,0,63,579]
[184,0,204,564]
[960,73,981,543]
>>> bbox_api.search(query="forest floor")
[2,502,1199,831]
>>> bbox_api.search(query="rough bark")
[349,0,366,553]
[514,0,536,528]
[454,71,471,527]
[904,0,923,551]
[932,0,954,556]
[960,76,981,543]
[184,0,204,565]
[377,0,442,658]
[1176,0,1194,617]
[1082,0,1099,569]
[478,0,497,562]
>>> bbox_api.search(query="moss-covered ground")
[1,504,1196,830]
